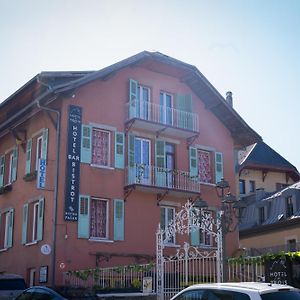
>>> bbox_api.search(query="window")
[249,180,256,193]
[239,179,246,194]
[160,206,175,244]
[137,85,150,120]
[81,125,116,168]
[286,196,294,217]
[25,128,48,175]
[78,196,124,241]
[0,209,14,249]
[191,211,213,247]
[22,198,44,245]
[90,198,108,239]
[258,207,265,224]
[91,128,110,167]
[189,148,223,184]
[287,239,297,252]
[198,150,212,183]
[276,183,289,191]
[160,91,173,125]
[0,147,18,187]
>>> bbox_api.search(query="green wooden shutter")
[189,147,198,178]
[22,204,29,245]
[25,138,32,174]
[128,134,135,184]
[191,227,200,246]
[176,94,193,129]
[115,132,125,169]
[41,128,48,161]
[7,209,14,248]
[129,79,138,118]
[114,199,124,241]
[215,152,224,184]
[81,125,92,163]
[78,195,90,238]
[11,147,18,182]
[0,155,4,187]
[155,140,166,186]
[37,198,44,241]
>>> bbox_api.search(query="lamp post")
[215,178,246,281]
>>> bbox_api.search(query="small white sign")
[37,158,46,189]
[143,277,152,293]
[41,244,51,255]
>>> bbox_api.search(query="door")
[160,92,173,125]
[165,143,175,188]
[137,86,150,120]
[134,138,150,184]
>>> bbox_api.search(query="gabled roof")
[0,51,261,146]
[239,141,299,181]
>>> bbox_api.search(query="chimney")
[226,91,233,107]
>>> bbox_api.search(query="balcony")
[124,164,200,198]
[125,100,199,139]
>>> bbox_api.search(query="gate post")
[216,210,223,282]
[156,225,164,299]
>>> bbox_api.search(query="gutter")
[36,77,61,287]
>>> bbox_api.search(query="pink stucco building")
[0,52,261,287]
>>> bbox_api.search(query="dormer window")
[286,196,294,217]
[258,207,265,224]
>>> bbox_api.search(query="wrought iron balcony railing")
[125,164,200,194]
[126,100,199,132]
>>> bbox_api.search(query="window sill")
[199,182,216,187]
[90,164,114,170]
[0,247,8,252]
[88,238,114,243]
[163,243,180,248]
[25,241,38,246]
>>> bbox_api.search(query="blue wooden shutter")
[0,155,4,187]
[129,79,138,118]
[25,138,32,174]
[115,132,125,169]
[155,140,166,186]
[191,227,200,246]
[81,125,92,163]
[41,128,48,160]
[128,134,135,184]
[114,199,124,241]
[189,147,198,178]
[7,209,14,248]
[78,195,90,238]
[22,204,29,245]
[215,152,224,184]
[11,147,18,182]
[37,198,44,241]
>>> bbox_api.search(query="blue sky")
[1,0,299,170]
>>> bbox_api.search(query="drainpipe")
[36,99,61,288]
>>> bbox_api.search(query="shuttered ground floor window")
[90,198,108,239]
[78,196,124,241]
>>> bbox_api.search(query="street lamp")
[215,178,246,281]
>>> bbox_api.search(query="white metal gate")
[156,201,223,299]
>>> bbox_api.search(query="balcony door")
[165,143,175,188]
[160,92,173,125]
[137,86,150,120]
[134,138,151,184]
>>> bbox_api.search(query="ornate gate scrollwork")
[156,200,223,299]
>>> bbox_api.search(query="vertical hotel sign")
[64,105,82,221]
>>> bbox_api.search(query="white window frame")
[199,211,213,247]
[8,152,14,184]
[32,202,39,242]
[90,198,109,240]
[91,128,111,168]
[2,211,10,249]
[134,137,151,184]
[35,135,43,171]
[161,206,176,245]
[160,91,173,125]
[138,85,151,119]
